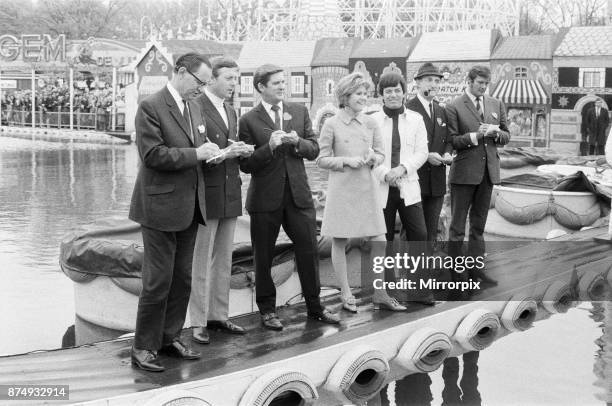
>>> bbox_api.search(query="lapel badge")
[436,117,445,127]
[283,112,292,121]
[491,112,498,119]
[198,124,206,134]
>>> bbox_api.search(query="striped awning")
[491,80,549,105]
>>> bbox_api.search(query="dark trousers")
[134,220,199,350]
[383,187,427,243]
[442,352,481,406]
[449,171,493,258]
[421,194,445,243]
[589,144,605,155]
[250,183,322,315]
[383,187,430,300]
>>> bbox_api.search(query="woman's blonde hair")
[335,72,370,108]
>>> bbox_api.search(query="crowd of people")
[126,51,510,373]
[0,84,126,130]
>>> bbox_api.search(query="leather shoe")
[131,348,165,372]
[261,313,283,331]
[159,339,201,360]
[207,320,246,335]
[308,308,340,324]
[192,327,210,344]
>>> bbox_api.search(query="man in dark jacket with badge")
[406,63,453,249]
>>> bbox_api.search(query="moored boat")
[2,226,608,405]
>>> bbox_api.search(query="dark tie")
[182,100,193,142]
[271,104,281,130]
[475,97,484,121]
[429,102,435,122]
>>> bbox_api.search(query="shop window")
[507,108,532,139]
[325,79,334,96]
[514,66,528,79]
[580,68,604,88]
[240,75,253,96]
[605,68,612,88]
[291,75,305,96]
[558,67,579,87]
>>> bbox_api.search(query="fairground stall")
[406,29,503,105]
[490,35,554,148]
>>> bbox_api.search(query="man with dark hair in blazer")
[585,99,610,155]
[406,63,453,249]
[189,57,253,345]
[446,65,510,285]
[238,63,340,330]
[128,52,221,372]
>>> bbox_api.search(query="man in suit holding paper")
[128,53,221,372]
[238,64,339,330]
[189,57,253,345]
[446,65,510,285]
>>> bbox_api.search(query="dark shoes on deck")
[132,340,201,372]
[261,308,341,331]
[192,320,246,344]
[131,348,165,372]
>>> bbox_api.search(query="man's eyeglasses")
[185,69,207,89]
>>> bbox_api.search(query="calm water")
[0,136,610,404]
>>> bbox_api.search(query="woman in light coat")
[317,72,406,312]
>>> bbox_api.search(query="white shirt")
[465,87,485,115]
[204,88,228,128]
[261,100,283,130]
[167,83,193,141]
[465,88,485,146]
[417,93,433,118]
[166,83,186,114]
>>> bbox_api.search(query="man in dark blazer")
[189,57,253,345]
[238,64,340,330]
[585,99,610,155]
[446,65,510,285]
[406,63,453,249]
[128,53,221,372]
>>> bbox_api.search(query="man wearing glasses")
[129,53,220,372]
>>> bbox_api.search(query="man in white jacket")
[372,71,434,305]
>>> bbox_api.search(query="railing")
[0,109,125,132]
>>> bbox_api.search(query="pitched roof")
[238,41,317,70]
[161,40,242,60]
[311,37,358,67]
[408,29,499,62]
[491,35,554,59]
[349,38,415,59]
[128,40,242,71]
[554,26,612,57]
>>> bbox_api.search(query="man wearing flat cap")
[406,62,453,250]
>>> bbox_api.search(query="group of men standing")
[127,51,509,372]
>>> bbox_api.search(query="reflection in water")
[592,300,612,404]
[375,352,480,406]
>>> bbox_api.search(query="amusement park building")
[490,35,555,147]
[406,29,503,105]
[236,41,317,116]
[348,37,416,97]
[309,37,358,132]
[550,26,612,154]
